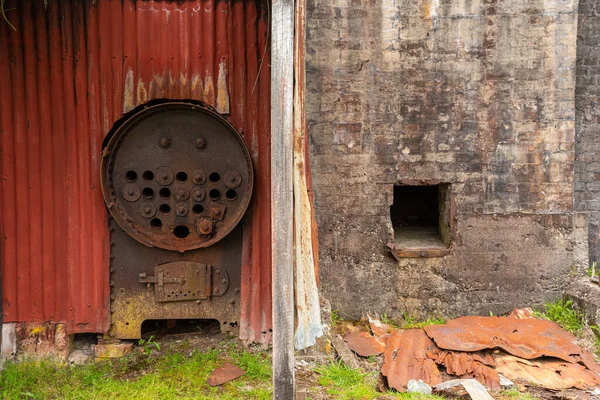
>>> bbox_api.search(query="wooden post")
[271,0,295,398]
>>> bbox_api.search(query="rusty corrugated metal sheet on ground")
[424,315,584,363]
[427,348,500,390]
[343,331,384,357]
[381,329,442,391]
[0,0,272,342]
[496,354,600,390]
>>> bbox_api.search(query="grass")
[499,387,539,399]
[314,361,444,400]
[401,315,446,330]
[0,342,272,400]
[534,298,584,335]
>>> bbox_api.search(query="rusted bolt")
[109,280,115,287]
[198,220,213,235]
[211,208,221,218]
[162,173,169,180]
[195,138,206,149]
[144,206,152,214]
[196,300,201,304]
[176,204,188,216]
[221,279,227,284]
[159,137,171,148]
[128,189,135,196]
[216,270,221,275]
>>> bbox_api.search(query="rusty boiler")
[101,102,253,339]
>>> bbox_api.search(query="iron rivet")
[221,279,227,284]
[159,137,171,148]
[216,270,221,275]
[195,138,206,149]
[196,300,201,304]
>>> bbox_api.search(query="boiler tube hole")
[225,189,237,200]
[209,172,220,182]
[173,225,190,238]
[150,218,162,229]
[209,189,221,200]
[192,204,204,214]
[143,170,154,181]
[159,188,171,198]
[125,170,137,182]
[159,204,171,214]
[176,171,188,182]
[142,187,154,198]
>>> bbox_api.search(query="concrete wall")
[307,0,582,319]
[575,0,600,264]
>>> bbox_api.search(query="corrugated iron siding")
[0,0,272,342]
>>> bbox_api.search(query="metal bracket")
[139,261,229,302]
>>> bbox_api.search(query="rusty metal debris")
[381,329,442,391]
[343,331,385,357]
[427,348,500,390]
[496,354,600,390]
[207,362,246,386]
[424,315,584,363]
[368,315,394,345]
[348,312,600,394]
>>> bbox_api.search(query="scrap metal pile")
[342,309,600,395]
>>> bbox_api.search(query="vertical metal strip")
[271,0,295,397]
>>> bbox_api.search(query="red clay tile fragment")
[495,354,600,390]
[424,315,582,363]
[343,331,385,357]
[207,362,246,386]
[381,329,442,391]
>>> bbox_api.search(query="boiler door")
[101,102,253,252]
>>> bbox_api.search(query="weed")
[331,310,342,326]
[401,314,446,329]
[588,261,597,278]
[138,335,161,355]
[381,313,399,327]
[499,387,539,399]
[534,298,583,335]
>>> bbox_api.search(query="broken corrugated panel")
[427,348,500,390]
[0,0,271,341]
[496,354,600,390]
[343,331,385,357]
[293,0,323,350]
[207,362,246,386]
[381,329,442,391]
[424,316,583,363]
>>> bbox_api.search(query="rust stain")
[381,329,442,391]
[496,354,600,390]
[207,362,246,386]
[343,331,385,357]
[424,316,584,363]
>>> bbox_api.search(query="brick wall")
[575,0,600,263]
[307,0,580,319]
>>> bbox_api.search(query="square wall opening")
[390,184,451,253]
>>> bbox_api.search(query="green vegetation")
[588,261,597,278]
[0,343,272,400]
[330,310,342,327]
[534,298,584,335]
[137,335,161,356]
[499,387,540,399]
[313,361,444,400]
[401,315,446,330]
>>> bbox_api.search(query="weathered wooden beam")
[271,0,296,398]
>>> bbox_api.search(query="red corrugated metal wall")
[0,0,272,343]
